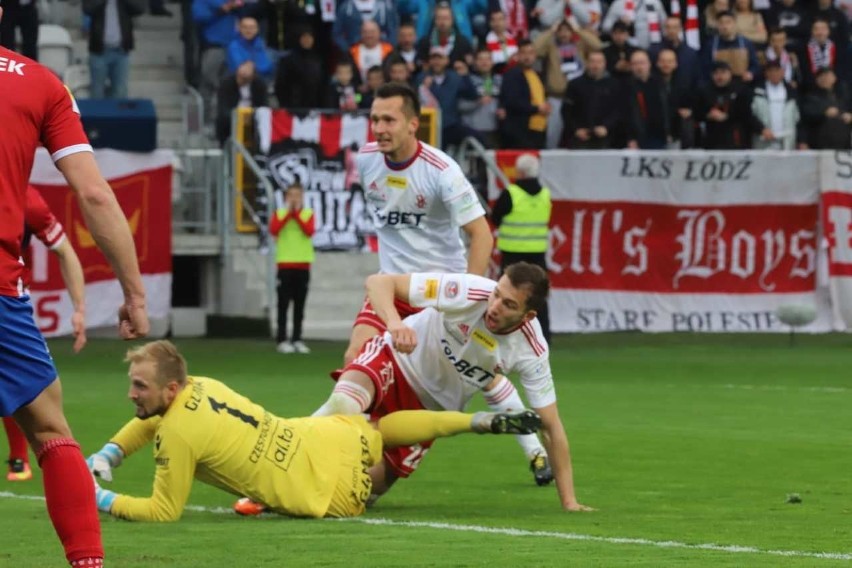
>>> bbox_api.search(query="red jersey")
[0,46,91,297]
[21,185,66,288]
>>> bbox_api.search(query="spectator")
[227,16,274,79]
[695,61,755,148]
[562,50,623,149]
[332,0,399,53]
[350,20,394,84]
[809,0,850,50]
[763,27,800,88]
[360,65,386,108]
[386,22,419,76]
[416,45,479,148]
[262,0,323,56]
[193,0,246,116]
[488,0,529,39]
[733,0,767,47]
[460,47,503,147]
[0,0,39,60]
[751,60,800,149]
[704,11,759,83]
[84,0,147,98]
[799,18,843,90]
[765,0,808,51]
[703,0,730,37]
[415,2,475,66]
[650,16,701,90]
[499,40,550,149]
[386,56,414,86]
[485,10,519,73]
[534,0,603,33]
[534,17,603,148]
[326,60,361,110]
[216,61,268,145]
[656,48,695,148]
[408,0,486,40]
[603,21,636,83]
[624,50,669,149]
[492,153,552,342]
[270,182,315,355]
[801,67,852,149]
[601,0,668,49]
[275,26,326,109]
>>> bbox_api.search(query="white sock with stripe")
[483,376,547,460]
[312,380,373,416]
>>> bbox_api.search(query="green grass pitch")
[1,334,850,567]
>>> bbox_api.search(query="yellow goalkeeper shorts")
[325,415,383,518]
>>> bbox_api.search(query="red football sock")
[3,417,29,463]
[37,438,104,565]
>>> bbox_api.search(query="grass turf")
[1,334,850,567]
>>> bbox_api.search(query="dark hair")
[505,262,550,314]
[812,16,831,27]
[367,65,384,76]
[335,60,354,70]
[375,82,421,118]
[517,38,534,50]
[716,10,735,19]
[769,26,786,36]
[475,46,491,57]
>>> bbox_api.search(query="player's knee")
[343,345,359,366]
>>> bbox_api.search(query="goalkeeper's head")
[125,340,188,419]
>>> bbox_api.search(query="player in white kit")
[327,83,553,484]
[336,262,592,510]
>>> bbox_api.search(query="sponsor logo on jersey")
[415,193,427,209]
[424,278,439,299]
[375,210,426,227]
[444,279,459,298]
[386,175,407,189]
[0,56,25,75]
[64,85,80,114]
[472,329,497,351]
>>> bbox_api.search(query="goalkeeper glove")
[86,442,123,482]
[92,476,117,514]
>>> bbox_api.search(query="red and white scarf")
[765,47,793,83]
[807,39,836,73]
[485,31,518,66]
[499,0,529,39]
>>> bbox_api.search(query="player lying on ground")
[338,82,552,485]
[86,340,541,521]
[240,263,592,515]
[4,185,88,482]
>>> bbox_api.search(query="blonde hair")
[125,340,188,386]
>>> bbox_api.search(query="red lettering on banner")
[823,191,852,276]
[548,201,818,293]
[36,295,60,333]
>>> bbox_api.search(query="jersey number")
[207,396,259,428]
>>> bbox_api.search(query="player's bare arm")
[365,273,417,353]
[535,402,594,512]
[53,239,87,352]
[462,216,495,276]
[55,151,149,338]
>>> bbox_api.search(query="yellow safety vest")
[274,208,315,264]
[496,184,552,253]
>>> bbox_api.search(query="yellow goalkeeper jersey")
[108,376,381,521]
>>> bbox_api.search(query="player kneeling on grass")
[85,340,540,521]
[310,262,593,512]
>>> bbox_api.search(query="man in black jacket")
[561,50,622,149]
[84,0,146,98]
[695,60,757,149]
[275,26,325,109]
[801,67,852,149]
[499,40,549,149]
[0,0,38,59]
[625,50,669,149]
[216,60,268,145]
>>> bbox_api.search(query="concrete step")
[135,13,184,31]
[133,64,185,82]
[131,78,184,98]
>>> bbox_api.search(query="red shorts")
[353,296,422,332]
[344,335,433,478]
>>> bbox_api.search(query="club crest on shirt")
[444,279,459,298]
[415,193,427,209]
[458,323,470,336]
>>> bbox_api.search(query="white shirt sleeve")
[440,164,486,228]
[409,273,495,312]
[516,353,557,409]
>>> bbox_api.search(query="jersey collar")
[384,141,422,171]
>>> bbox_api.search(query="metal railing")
[172,148,224,235]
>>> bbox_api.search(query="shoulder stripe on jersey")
[468,288,492,296]
[520,323,546,356]
[419,151,449,171]
[468,293,490,301]
[421,148,449,168]
[360,142,380,153]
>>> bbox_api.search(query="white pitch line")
[2,491,849,561]
[661,384,850,394]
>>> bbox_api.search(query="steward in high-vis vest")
[492,153,552,342]
[269,182,315,354]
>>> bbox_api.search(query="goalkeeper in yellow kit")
[85,340,541,521]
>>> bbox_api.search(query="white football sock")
[483,376,547,460]
[312,381,373,416]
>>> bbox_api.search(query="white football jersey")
[385,273,556,412]
[357,141,486,274]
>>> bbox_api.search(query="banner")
[820,151,852,329]
[490,151,835,333]
[254,108,376,251]
[28,149,173,337]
